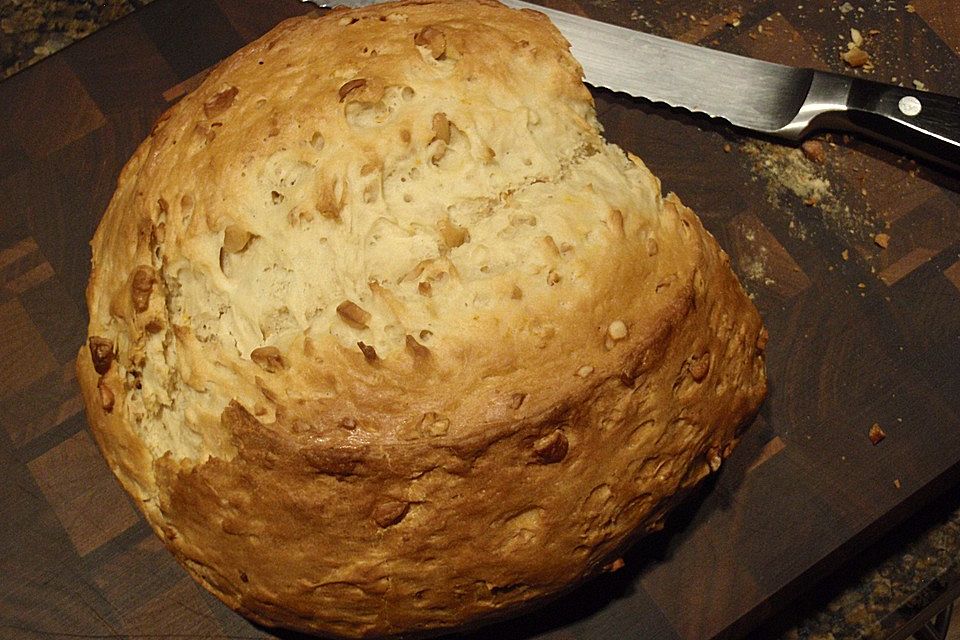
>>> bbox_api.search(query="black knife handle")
[843,77,960,170]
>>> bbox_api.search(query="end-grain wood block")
[0,57,105,159]
[0,298,58,400]
[213,0,318,43]
[879,247,938,286]
[27,431,139,556]
[912,0,960,56]
[0,557,122,637]
[90,535,186,612]
[137,0,246,80]
[945,260,960,292]
[0,238,49,297]
[120,578,224,636]
[1,361,83,449]
[734,12,828,71]
[727,213,811,301]
[65,17,178,115]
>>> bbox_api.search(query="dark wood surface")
[1,0,959,638]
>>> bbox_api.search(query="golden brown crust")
[78,1,767,637]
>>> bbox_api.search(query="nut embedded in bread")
[77,0,768,637]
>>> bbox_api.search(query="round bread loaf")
[78,0,767,637]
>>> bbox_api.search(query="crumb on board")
[873,232,890,249]
[603,558,626,572]
[869,423,886,445]
[893,478,902,489]
[840,26,875,70]
[842,249,850,261]
[801,140,826,164]
[748,142,831,204]
[745,140,883,248]
[842,46,871,68]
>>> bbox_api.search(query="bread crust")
[77,1,767,637]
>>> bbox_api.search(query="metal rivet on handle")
[898,95,922,117]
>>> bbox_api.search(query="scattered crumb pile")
[744,140,831,208]
[742,139,882,246]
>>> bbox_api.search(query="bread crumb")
[893,478,901,489]
[912,79,927,91]
[841,47,870,68]
[869,422,886,445]
[723,143,732,153]
[603,557,626,572]
[873,232,890,249]
[801,140,826,164]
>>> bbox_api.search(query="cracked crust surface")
[77,0,768,637]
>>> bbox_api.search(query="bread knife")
[307,0,960,170]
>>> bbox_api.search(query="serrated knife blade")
[508,1,816,137]
[307,0,960,169]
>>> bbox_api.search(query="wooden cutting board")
[1,0,959,638]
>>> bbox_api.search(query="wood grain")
[27,431,140,556]
[0,0,958,638]
[0,57,106,159]
[0,298,58,399]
